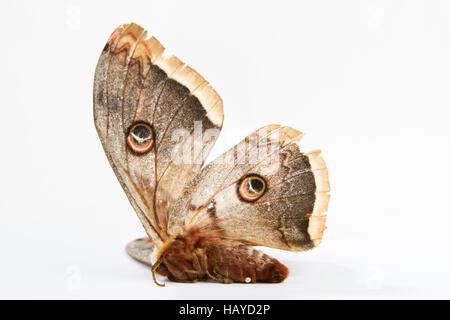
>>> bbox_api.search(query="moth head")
[126,122,155,154]
[237,174,267,202]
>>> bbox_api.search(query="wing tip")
[117,22,224,128]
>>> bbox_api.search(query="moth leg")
[167,275,198,283]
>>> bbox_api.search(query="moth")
[94,23,330,285]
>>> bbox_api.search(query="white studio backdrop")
[0,0,449,299]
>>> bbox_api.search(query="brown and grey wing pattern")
[168,125,330,251]
[94,23,223,245]
[126,238,155,267]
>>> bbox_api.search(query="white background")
[1,0,450,299]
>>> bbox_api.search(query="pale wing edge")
[304,149,330,247]
[120,22,224,126]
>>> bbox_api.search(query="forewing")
[168,125,330,251]
[94,23,223,243]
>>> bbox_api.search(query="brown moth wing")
[94,23,223,246]
[168,126,330,251]
[126,238,154,266]
[167,124,281,230]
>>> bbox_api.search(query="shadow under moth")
[93,23,330,285]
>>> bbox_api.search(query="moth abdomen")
[203,243,288,283]
[155,231,288,284]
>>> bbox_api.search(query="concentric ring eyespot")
[237,174,267,202]
[126,122,155,154]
